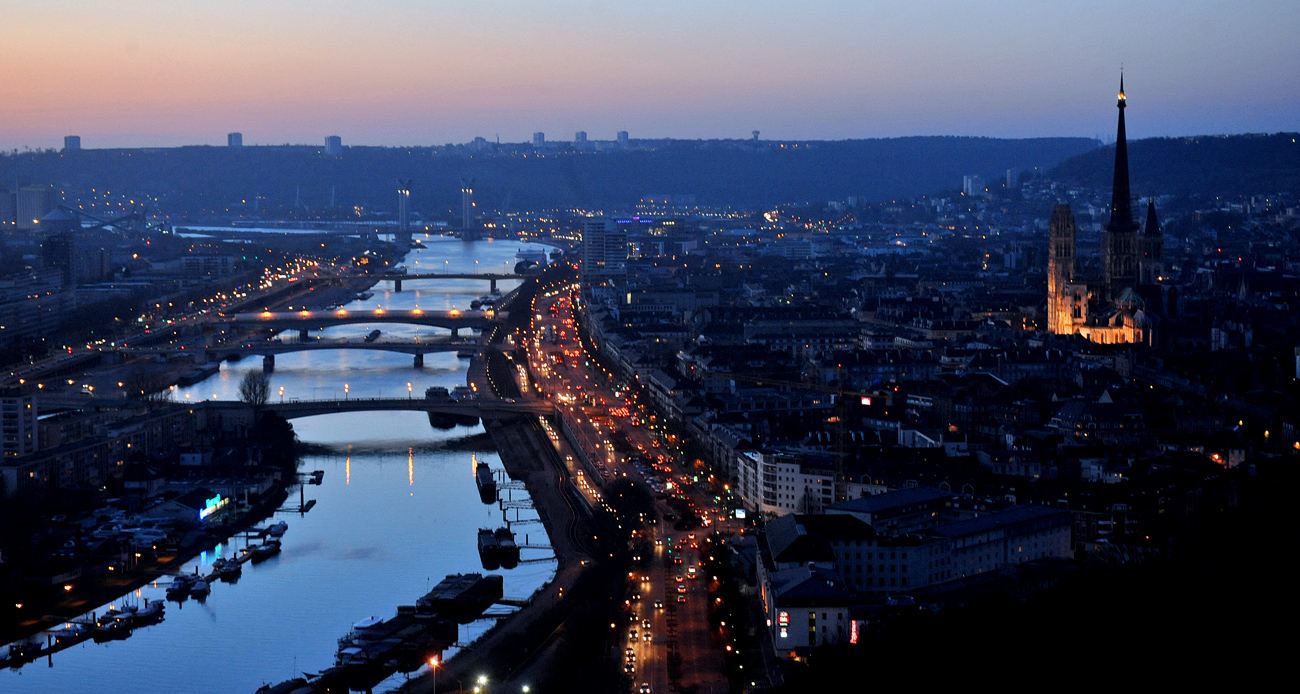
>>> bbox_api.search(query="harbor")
[0,237,558,694]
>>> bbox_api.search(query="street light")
[280,386,285,402]
[344,383,350,400]
[407,382,413,399]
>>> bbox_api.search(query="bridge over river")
[258,397,554,420]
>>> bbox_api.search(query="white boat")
[267,520,289,537]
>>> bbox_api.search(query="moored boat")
[475,461,497,503]
[268,520,289,537]
[495,527,519,569]
[477,528,500,571]
[250,539,282,562]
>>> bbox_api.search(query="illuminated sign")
[198,494,228,521]
[778,611,789,626]
[860,396,872,406]
[734,509,747,520]
[850,619,859,644]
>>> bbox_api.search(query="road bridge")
[215,308,500,338]
[126,337,481,369]
[258,397,554,420]
[348,273,520,292]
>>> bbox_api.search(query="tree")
[238,370,271,412]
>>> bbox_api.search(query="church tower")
[1103,74,1140,299]
[1140,198,1164,285]
[1047,204,1077,334]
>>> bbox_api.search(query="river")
[1,235,556,694]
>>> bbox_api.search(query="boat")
[456,347,475,359]
[417,573,504,623]
[92,618,133,642]
[364,329,382,342]
[213,556,243,580]
[477,528,500,571]
[356,291,374,301]
[190,578,211,598]
[268,520,289,537]
[475,461,497,503]
[132,599,165,624]
[49,622,92,642]
[495,527,520,569]
[250,539,282,562]
[166,573,196,600]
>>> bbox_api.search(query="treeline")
[1052,132,1300,196]
[0,137,1098,216]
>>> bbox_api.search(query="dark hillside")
[0,137,1097,217]
[1051,132,1300,196]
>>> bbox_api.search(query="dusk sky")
[2,0,1297,150]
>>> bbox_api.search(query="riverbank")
[402,417,593,693]
[1,483,290,649]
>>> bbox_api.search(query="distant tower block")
[617,131,629,148]
[63,136,81,152]
[460,178,476,230]
[325,135,343,157]
[397,179,412,240]
[532,132,545,148]
[752,130,760,141]
[575,131,587,147]
[228,132,243,147]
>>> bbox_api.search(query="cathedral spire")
[1108,73,1134,234]
[1145,198,1160,236]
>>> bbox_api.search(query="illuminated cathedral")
[1047,76,1164,345]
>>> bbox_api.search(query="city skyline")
[2,1,1298,150]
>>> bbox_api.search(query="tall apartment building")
[532,132,545,148]
[228,132,243,147]
[617,131,629,147]
[63,135,81,151]
[325,135,343,157]
[580,218,628,278]
[1,388,38,458]
[16,185,56,231]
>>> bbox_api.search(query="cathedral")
[1047,76,1165,345]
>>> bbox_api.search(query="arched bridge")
[212,338,479,368]
[217,308,501,335]
[349,273,520,292]
[260,397,554,420]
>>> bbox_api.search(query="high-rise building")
[0,387,38,458]
[532,132,545,148]
[228,132,243,147]
[617,131,629,148]
[397,179,412,235]
[575,131,587,146]
[460,178,476,230]
[581,218,629,278]
[325,135,343,157]
[962,175,984,196]
[16,185,56,231]
[63,135,81,151]
[0,190,15,229]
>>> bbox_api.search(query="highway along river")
[1,236,557,694]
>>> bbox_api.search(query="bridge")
[260,397,554,420]
[348,273,520,292]
[125,337,482,369]
[216,308,500,338]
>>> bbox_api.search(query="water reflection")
[0,238,556,693]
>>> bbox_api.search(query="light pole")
[344,383,349,400]
[408,382,413,399]
[279,386,285,403]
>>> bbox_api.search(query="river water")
[2,236,556,694]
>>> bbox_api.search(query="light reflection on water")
[0,238,556,694]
